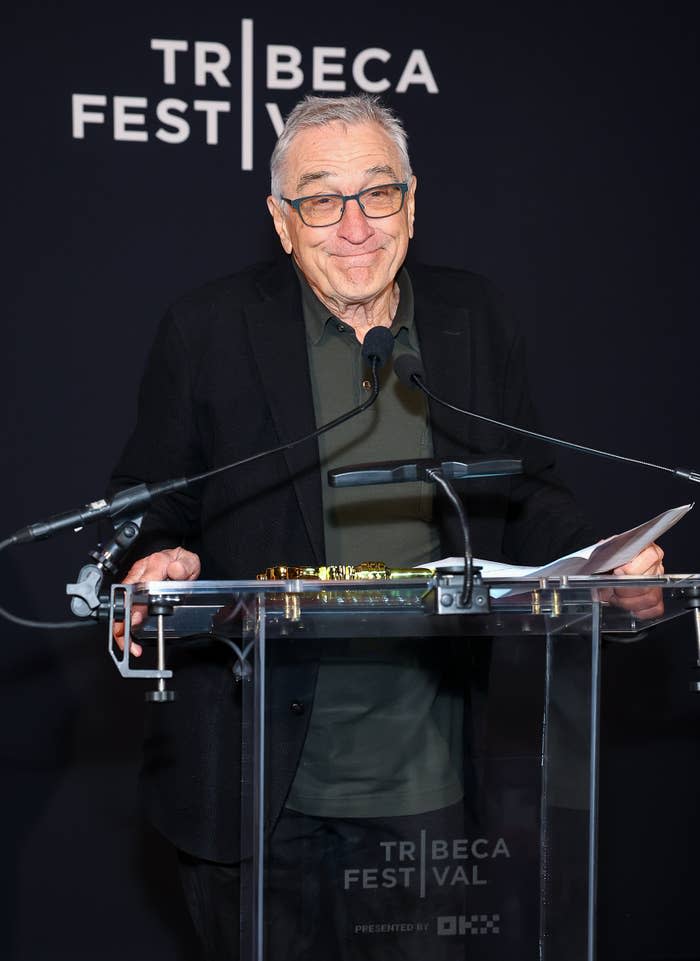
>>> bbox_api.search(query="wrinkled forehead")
[283,121,403,194]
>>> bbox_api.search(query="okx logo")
[438,914,501,936]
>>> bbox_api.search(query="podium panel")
[110,573,697,961]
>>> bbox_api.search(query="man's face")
[267,121,416,309]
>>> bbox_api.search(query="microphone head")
[393,352,425,388]
[361,326,395,369]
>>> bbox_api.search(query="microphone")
[394,353,700,484]
[9,480,188,546]
[361,325,394,368]
[329,457,522,486]
[7,326,396,548]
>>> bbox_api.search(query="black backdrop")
[3,3,699,959]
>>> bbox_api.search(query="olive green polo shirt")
[299,263,439,567]
[285,262,464,819]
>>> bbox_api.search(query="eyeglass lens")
[300,184,405,226]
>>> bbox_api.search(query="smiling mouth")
[331,248,383,260]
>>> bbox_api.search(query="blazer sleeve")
[107,308,207,562]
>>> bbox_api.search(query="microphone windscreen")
[394,352,425,388]
[361,326,395,369]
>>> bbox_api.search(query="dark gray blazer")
[110,255,594,861]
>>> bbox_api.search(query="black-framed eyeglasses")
[282,182,409,228]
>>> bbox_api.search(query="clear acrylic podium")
[110,571,699,961]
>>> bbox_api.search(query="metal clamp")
[108,584,174,689]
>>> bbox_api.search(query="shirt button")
[290,701,305,715]
[362,379,372,391]
[336,323,345,332]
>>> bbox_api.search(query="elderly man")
[111,94,663,959]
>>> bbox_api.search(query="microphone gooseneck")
[2,325,396,628]
[394,354,700,483]
[11,328,397,548]
[187,326,395,487]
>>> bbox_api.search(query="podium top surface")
[115,573,700,640]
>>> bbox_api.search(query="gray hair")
[269,94,413,200]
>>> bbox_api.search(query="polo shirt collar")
[291,258,415,347]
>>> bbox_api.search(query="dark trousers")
[178,803,472,961]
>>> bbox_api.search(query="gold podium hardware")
[257,562,430,581]
[284,594,301,622]
[531,590,542,615]
[257,565,319,581]
[551,589,562,617]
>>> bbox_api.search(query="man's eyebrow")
[295,170,336,193]
[294,164,400,194]
[365,164,398,180]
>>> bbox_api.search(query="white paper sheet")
[420,503,693,580]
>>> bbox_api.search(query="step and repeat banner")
[3,3,698,959]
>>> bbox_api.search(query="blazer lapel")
[244,260,325,564]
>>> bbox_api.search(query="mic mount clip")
[66,513,144,620]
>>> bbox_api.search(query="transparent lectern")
[109,571,700,961]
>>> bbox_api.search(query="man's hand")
[113,548,201,656]
[604,541,665,621]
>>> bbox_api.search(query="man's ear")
[267,196,293,254]
[407,175,417,239]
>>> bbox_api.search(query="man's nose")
[336,198,373,242]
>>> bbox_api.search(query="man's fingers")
[614,542,665,577]
[608,587,665,621]
[112,549,200,655]
[113,604,145,656]
[123,548,201,585]
[123,554,168,585]
[166,552,201,581]
[112,621,143,657]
